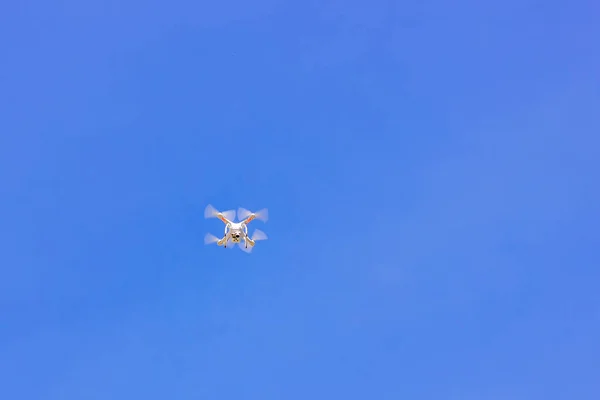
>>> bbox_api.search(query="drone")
[204,204,268,253]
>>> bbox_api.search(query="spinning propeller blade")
[205,204,236,222]
[238,207,269,222]
[252,229,268,241]
[204,233,220,245]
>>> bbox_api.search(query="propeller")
[204,233,220,245]
[205,204,236,222]
[239,229,268,253]
[238,207,269,223]
[251,229,268,241]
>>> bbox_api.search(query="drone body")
[204,205,268,253]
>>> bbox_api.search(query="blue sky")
[1,0,599,398]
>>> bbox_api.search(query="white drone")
[204,204,268,253]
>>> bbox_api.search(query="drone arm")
[242,215,256,225]
[217,213,231,224]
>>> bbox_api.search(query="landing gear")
[217,236,227,247]
[243,236,254,249]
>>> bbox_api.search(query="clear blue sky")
[1,0,599,398]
